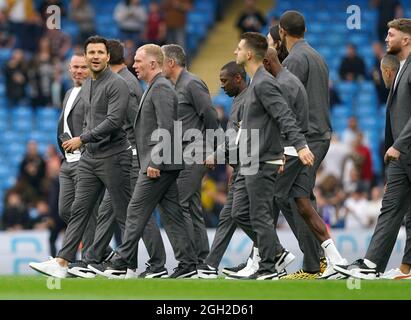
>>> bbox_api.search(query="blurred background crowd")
[1,0,410,254]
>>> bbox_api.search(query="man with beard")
[278,10,332,279]
[335,18,411,280]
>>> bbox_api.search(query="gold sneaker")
[280,269,321,280]
[320,257,327,274]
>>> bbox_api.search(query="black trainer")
[197,264,218,279]
[248,269,279,280]
[170,265,197,279]
[139,263,169,279]
[88,260,128,279]
[334,259,378,280]
[67,260,96,279]
[222,261,248,276]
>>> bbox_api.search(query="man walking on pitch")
[89,44,197,279]
[161,44,220,267]
[335,18,411,280]
[29,36,132,278]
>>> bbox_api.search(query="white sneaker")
[320,258,348,280]
[226,253,260,279]
[275,249,296,273]
[29,258,68,278]
[124,268,139,279]
[381,268,411,280]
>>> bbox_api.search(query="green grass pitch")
[1,276,411,300]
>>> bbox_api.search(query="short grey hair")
[161,44,186,67]
[381,54,400,71]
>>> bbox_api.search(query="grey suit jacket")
[57,87,85,158]
[283,39,331,141]
[276,67,309,145]
[240,66,306,164]
[175,69,220,146]
[118,67,143,149]
[134,73,184,173]
[80,67,130,158]
[385,54,411,158]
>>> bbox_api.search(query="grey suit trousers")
[230,170,284,256]
[274,139,329,272]
[58,160,99,259]
[83,154,166,270]
[113,171,197,269]
[57,149,132,262]
[366,159,411,272]
[402,209,411,265]
[177,163,209,265]
[205,170,239,268]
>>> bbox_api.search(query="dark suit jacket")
[385,54,411,158]
[241,66,306,164]
[57,87,85,158]
[134,73,184,173]
[283,39,331,141]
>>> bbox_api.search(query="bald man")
[89,44,197,279]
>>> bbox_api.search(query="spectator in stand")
[0,10,15,48]
[2,191,30,231]
[372,0,403,43]
[342,165,362,195]
[316,174,346,227]
[43,28,71,60]
[4,48,28,107]
[51,62,66,107]
[236,0,267,34]
[114,0,147,43]
[20,11,43,54]
[342,185,371,229]
[352,132,373,191]
[29,199,53,230]
[329,80,341,109]
[19,141,46,198]
[322,134,350,180]
[144,1,166,45]
[2,0,36,49]
[371,42,390,105]
[27,37,55,107]
[163,0,192,50]
[68,0,96,45]
[365,186,383,228]
[339,43,367,81]
[342,116,369,147]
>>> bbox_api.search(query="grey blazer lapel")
[391,56,411,99]
[58,89,72,129]
[67,88,82,117]
[134,73,162,128]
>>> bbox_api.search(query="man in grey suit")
[161,44,220,267]
[89,44,197,279]
[336,19,411,280]
[56,53,97,263]
[229,32,314,280]
[68,40,167,279]
[264,47,347,279]
[277,10,332,278]
[29,36,132,278]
